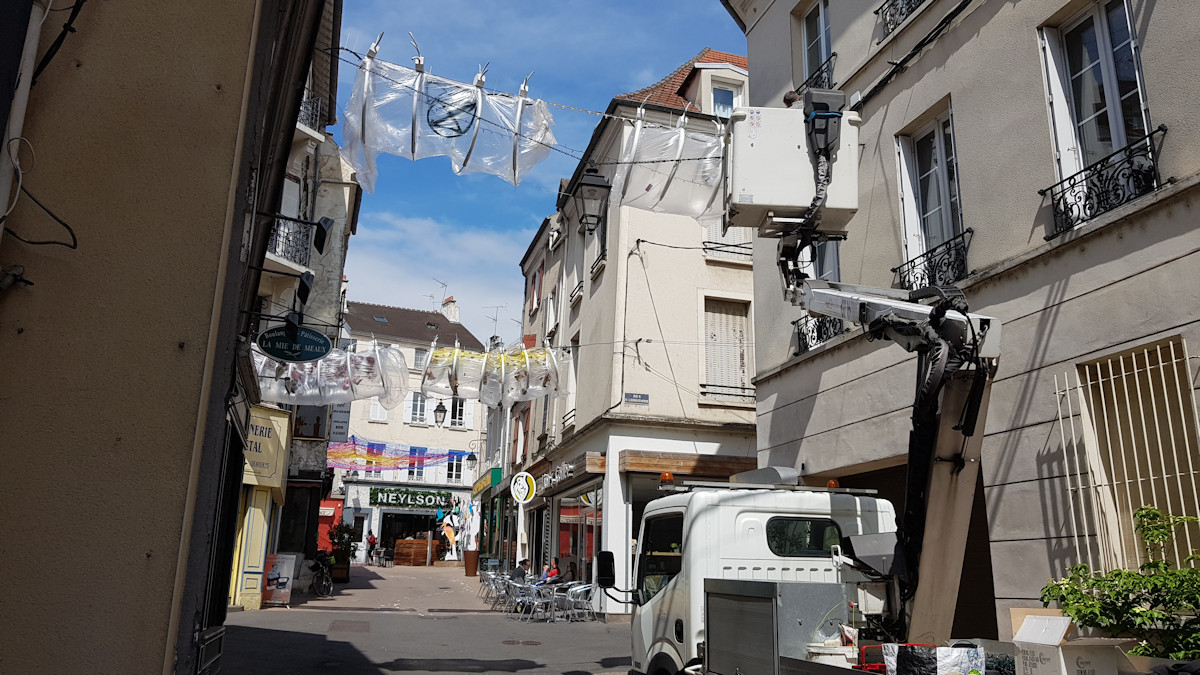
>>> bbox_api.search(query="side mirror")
[597,550,616,588]
[630,589,643,606]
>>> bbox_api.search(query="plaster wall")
[0,2,261,671]
[734,0,1200,638]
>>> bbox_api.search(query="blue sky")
[334,1,747,344]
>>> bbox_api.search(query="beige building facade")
[1,0,343,670]
[497,50,760,616]
[722,0,1200,638]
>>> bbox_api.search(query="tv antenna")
[482,304,506,336]
[432,278,449,303]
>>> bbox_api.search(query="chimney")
[440,296,460,323]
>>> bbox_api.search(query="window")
[765,517,842,556]
[1041,2,1149,176]
[368,396,388,423]
[803,0,831,81]
[636,514,684,603]
[406,392,427,425]
[373,315,388,324]
[407,447,427,480]
[413,348,427,372]
[799,240,840,282]
[704,220,752,261]
[1053,337,1200,574]
[898,110,962,261]
[703,299,753,402]
[529,264,543,314]
[447,453,464,484]
[366,442,385,478]
[449,396,465,428]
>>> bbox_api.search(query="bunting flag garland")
[326,435,460,471]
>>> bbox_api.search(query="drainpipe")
[0,0,49,257]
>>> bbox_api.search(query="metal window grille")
[892,228,973,290]
[704,221,753,261]
[298,89,325,130]
[876,0,929,40]
[268,216,314,267]
[1052,337,1200,573]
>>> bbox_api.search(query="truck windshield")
[636,514,684,602]
[765,517,842,556]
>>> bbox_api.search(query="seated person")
[509,558,530,581]
[546,557,561,582]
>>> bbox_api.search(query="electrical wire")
[3,186,78,249]
[31,0,86,87]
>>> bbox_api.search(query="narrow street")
[221,565,632,674]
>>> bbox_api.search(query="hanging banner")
[342,56,557,191]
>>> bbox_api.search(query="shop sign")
[369,487,452,509]
[538,462,575,491]
[624,392,649,405]
[244,405,290,490]
[256,326,332,363]
[262,553,296,606]
[473,467,502,497]
[328,402,351,443]
[510,471,536,504]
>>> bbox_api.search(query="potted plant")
[327,521,359,582]
[1040,506,1200,661]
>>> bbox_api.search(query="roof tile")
[616,47,749,112]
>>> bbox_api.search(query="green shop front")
[343,483,471,562]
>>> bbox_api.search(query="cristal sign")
[257,326,332,363]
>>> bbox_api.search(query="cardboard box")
[1013,616,1134,675]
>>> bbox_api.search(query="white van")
[607,483,898,675]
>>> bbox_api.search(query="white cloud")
[344,211,534,345]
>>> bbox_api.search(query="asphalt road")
[221,564,633,675]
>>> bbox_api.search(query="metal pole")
[425,529,433,566]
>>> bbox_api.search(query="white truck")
[599,91,1003,675]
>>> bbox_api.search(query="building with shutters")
[720,0,1200,639]
[495,49,758,618]
[334,298,488,561]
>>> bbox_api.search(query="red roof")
[616,47,748,112]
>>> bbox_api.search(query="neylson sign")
[369,487,452,509]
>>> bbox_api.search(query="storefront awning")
[617,450,756,477]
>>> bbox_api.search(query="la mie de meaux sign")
[257,326,332,363]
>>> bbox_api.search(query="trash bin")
[464,549,480,577]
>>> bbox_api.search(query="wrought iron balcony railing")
[792,315,849,356]
[569,281,584,306]
[267,216,314,267]
[562,408,576,428]
[298,89,325,130]
[590,250,607,277]
[892,228,973,291]
[699,383,755,403]
[796,53,837,93]
[702,240,753,261]
[1039,126,1168,240]
[876,0,929,40]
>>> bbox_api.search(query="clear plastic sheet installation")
[611,119,725,227]
[341,56,556,191]
[252,342,409,408]
[418,343,571,408]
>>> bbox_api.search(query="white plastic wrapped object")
[341,56,556,191]
[479,347,506,408]
[453,348,486,400]
[252,342,409,408]
[421,344,456,398]
[552,347,572,398]
[502,345,531,408]
[611,117,725,226]
[521,348,560,401]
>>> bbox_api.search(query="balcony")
[876,0,929,41]
[699,383,755,404]
[796,53,836,94]
[702,239,753,262]
[792,315,849,356]
[267,216,314,268]
[562,408,576,429]
[569,281,583,307]
[1039,126,1168,241]
[590,251,607,278]
[892,228,973,291]
[297,89,325,131]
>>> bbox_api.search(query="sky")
[333,1,747,345]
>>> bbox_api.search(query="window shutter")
[401,392,413,423]
[463,399,475,430]
[1039,27,1083,177]
[895,136,925,261]
[370,396,388,422]
[705,299,748,388]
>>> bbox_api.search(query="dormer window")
[712,79,742,119]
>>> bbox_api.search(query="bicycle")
[309,550,334,597]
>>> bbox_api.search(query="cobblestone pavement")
[221,564,633,675]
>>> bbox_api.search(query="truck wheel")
[648,653,681,675]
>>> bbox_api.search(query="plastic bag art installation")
[341,54,557,191]
[252,342,409,408]
[419,341,571,409]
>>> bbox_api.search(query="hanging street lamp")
[572,166,611,233]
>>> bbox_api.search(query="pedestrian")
[510,558,530,581]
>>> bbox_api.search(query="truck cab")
[624,484,898,675]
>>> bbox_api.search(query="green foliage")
[327,521,359,561]
[1041,506,1200,660]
